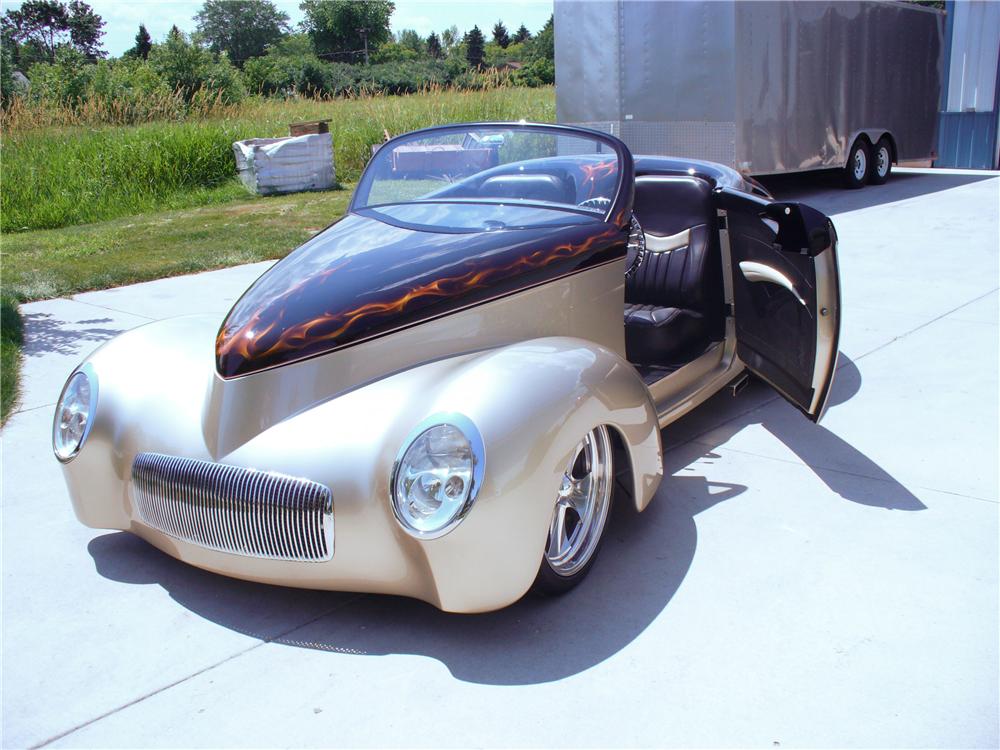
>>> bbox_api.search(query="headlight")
[391,414,485,539]
[52,364,97,462]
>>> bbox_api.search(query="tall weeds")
[0,84,555,232]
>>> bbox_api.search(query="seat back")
[626,175,720,312]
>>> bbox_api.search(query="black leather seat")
[624,175,723,365]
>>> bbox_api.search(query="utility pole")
[358,27,369,65]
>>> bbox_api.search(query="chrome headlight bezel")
[52,363,98,463]
[390,413,485,540]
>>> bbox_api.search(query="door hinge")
[729,372,751,397]
[717,214,728,230]
[726,303,735,317]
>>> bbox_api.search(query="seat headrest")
[478,173,573,205]
[633,175,713,237]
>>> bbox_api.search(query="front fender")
[406,336,663,610]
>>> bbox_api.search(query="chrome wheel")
[544,425,613,578]
[876,145,890,178]
[853,149,867,181]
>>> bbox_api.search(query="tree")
[1,43,15,105]
[1,0,105,63]
[300,0,394,64]
[532,14,553,61]
[2,1,68,63]
[491,20,509,49]
[440,25,458,53]
[463,25,484,69]
[168,25,182,40]
[396,28,423,55]
[67,1,105,60]
[194,0,289,66]
[511,24,530,45]
[426,30,441,59]
[124,24,152,60]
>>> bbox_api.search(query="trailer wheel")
[869,137,893,185]
[844,139,871,189]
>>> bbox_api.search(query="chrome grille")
[131,452,333,562]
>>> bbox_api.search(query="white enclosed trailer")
[555,0,945,186]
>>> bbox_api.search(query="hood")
[216,205,625,378]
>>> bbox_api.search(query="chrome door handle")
[738,261,808,307]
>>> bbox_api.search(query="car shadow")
[669,354,926,512]
[757,168,995,216]
[87,353,923,685]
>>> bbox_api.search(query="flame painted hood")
[216,204,626,378]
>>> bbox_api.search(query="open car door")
[714,188,841,423]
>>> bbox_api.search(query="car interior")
[430,165,730,379]
[624,174,727,381]
[384,154,732,381]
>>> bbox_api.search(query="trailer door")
[714,187,841,422]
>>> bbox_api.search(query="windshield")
[352,124,625,223]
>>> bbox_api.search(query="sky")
[24,0,555,57]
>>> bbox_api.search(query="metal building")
[936,0,1000,169]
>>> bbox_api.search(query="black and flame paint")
[216,208,628,378]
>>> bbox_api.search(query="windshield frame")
[349,122,634,229]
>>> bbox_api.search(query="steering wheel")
[577,196,612,210]
[624,215,645,280]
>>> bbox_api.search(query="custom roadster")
[54,122,840,613]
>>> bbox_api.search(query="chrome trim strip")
[738,260,809,308]
[130,452,333,562]
[644,227,690,253]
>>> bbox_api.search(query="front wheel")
[843,138,871,189]
[533,425,615,595]
[869,137,893,185]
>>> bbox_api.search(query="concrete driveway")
[3,168,997,748]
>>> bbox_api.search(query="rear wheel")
[844,138,871,189]
[533,425,614,595]
[869,137,893,185]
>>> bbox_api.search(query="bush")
[242,54,461,98]
[1,293,24,423]
[148,32,245,103]
[360,60,449,94]
[197,58,247,104]
[89,58,170,101]
[371,42,419,64]
[27,47,93,105]
[242,55,282,95]
[512,57,554,87]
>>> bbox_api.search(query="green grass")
[1,293,24,423]
[2,86,555,233]
[2,186,353,302]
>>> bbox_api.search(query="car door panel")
[714,187,841,422]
